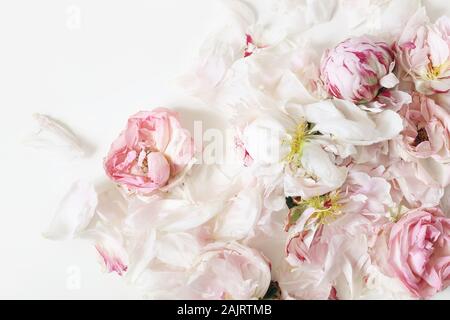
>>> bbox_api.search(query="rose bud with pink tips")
[104,108,195,194]
[320,36,399,104]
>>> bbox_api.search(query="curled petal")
[24,114,88,159]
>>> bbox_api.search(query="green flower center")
[286,192,342,230]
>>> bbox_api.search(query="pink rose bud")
[320,36,397,104]
[104,108,195,194]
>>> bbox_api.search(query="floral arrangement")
[41,1,450,300]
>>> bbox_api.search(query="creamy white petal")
[44,180,98,240]
[126,197,221,233]
[303,99,403,145]
[214,187,262,240]
[284,142,348,198]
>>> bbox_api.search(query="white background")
[0,0,449,299]
[0,0,228,299]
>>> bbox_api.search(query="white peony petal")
[303,99,403,145]
[43,180,97,240]
[214,187,262,240]
[156,232,202,269]
[83,227,129,276]
[126,230,157,282]
[276,70,320,105]
[398,6,428,45]
[136,269,189,299]
[242,116,291,164]
[221,0,257,30]
[428,29,449,67]
[187,242,271,299]
[360,265,414,299]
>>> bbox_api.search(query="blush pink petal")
[96,244,128,276]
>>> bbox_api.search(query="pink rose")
[398,94,450,162]
[104,108,195,194]
[386,207,450,298]
[320,36,398,104]
[187,242,271,300]
[396,8,450,95]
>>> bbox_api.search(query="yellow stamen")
[424,60,449,80]
[388,202,408,223]
[302,191,342,225]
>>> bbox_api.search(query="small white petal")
[24,114,88,159]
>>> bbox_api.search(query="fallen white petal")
[44,180,98,240]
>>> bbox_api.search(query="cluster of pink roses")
[277,8,449,299]
[47,2,450,300]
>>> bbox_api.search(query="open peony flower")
[320,36,398,104]
[281,217,372,299]
[397,94,450,162]
[281,166,399,300]
[381,207,450,298]
[285,168,393,266]
[388,160,446,208]
[104,108,195,194]
[396,8,450,95]
[281,166,397,299]
[277,260,335,300]
[300,99,403,145]
[236,108,348,201]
